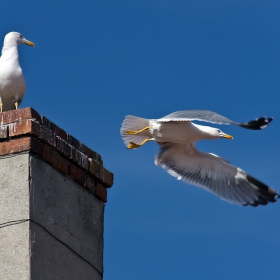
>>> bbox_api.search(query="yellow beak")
[222,133,234,140]
[24,39,35,47]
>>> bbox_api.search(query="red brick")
[3,115,57,148]
[0,137,31,156]
[80,143,94,158]
[95,183,107,203]
[40,115,68,144]
[43,145,69,175]
[54,127,67,141]
[52,150,69,175]
[0,107,41,125]
[30,137,44,157]
[41,116,56,131]
[102,169,114,187]
[0,137,44,157]
[80,153,89,170]
[96,153,103,165]
[85,175,96,192]
[87,151,103,166]
[72,147,79,163]
[72,147,89,170]
[79,143,103,165]
[40,126,56,146]
[42,145,54,164]
[88,159,103,179]
[0,125,8,138]
[68,163,87,186]
[8,119,41,137]
[67,134,81,150]
[56,137,72,158]
[41,116,67,141]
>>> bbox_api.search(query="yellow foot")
[15,102,19,110]
[125,126,151,135]
[127,142,141,149]
[127,138,153,149]
[0,100,2,112]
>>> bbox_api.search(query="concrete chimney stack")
[0,108,113,280]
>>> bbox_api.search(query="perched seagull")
[121,110,279,207]
[0,32,35,112]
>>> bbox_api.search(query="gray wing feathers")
[155,143,278,206]
[158,110,273,130]
[158,110,235,125]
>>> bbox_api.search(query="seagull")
[0,32,35,112]
[120,110,279,207]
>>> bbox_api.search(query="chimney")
[0,108,113,280]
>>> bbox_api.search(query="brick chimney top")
[0,107,113,202]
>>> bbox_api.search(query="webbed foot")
[127,138,153,149]
[125,126,151,135]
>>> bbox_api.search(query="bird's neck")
[192,123,217,140]
[1,45,19,61]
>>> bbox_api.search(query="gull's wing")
[155,142,279,206]
[157,110,273,130]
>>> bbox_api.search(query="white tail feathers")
[120,115,151,147]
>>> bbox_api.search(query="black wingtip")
[242,174,279,207]
[238,116,274,130]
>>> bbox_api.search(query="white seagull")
[121,110,278,207]
[0,32,35,112]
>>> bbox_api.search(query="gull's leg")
[127,138,153,149]
[15,102,19,110]
[0,100,2,112]
[125,126,151,135]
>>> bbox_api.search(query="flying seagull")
[0,32,35,112]
[120,110,278,207]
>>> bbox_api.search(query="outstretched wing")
[157,110,273,130]
[155,142,279,206]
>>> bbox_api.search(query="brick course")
[0,107,113,203]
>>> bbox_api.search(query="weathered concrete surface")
[0,153,30,280]
[30,223,101,280]
[0,153,104,280]
[0,153,30,222]
[30,155,104,276]
[0,222,30,280]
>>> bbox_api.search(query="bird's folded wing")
[155,142,278,206]
[157,110,273,130]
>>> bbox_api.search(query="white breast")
[0,49,26,110]
[149,121,206,143]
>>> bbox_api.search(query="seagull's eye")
[19,34,23,38]
[217,129,221,133]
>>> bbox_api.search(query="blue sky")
[2,1,280,279]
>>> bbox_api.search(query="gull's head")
[203,126,233,140]
[4,32,35,48]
